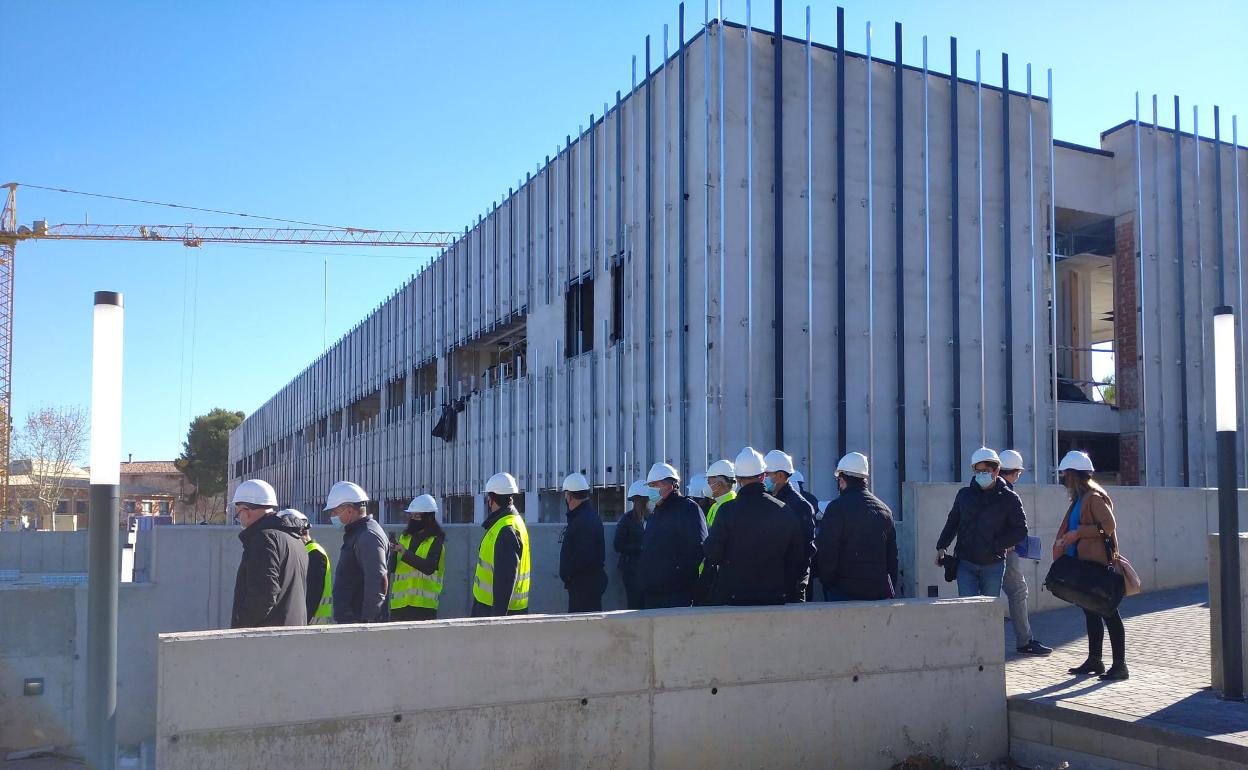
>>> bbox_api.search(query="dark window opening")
[564,274,594,357]
[318,417,328,440]
[413,360,438,411]
[348,390,381,436]
[610,258,624,343]
[329,410,342,437]
[386,377,407,425]
[442,495,476,524]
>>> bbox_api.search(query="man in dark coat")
[703,447,807,605]
[638,462,707,608]
[816,452,898,601]
[762,449,816,601]
[936,447,1028,598]
[326,481,390,623]
[230,479,308,628]
[558,472,608,612]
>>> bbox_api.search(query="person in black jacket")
[614,480,652,610]
[638,462,707,608]
[936,447,1028,598]
[230,479,308,628]
[326,481,390,623]
[791,470,824,600]
[763,449,816,601]
[816,452,898,601]
[559,473,608,612]
[703,447,806,605]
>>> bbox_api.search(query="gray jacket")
[332,515,390,623]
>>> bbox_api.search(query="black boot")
[1098,662,1129,681]
[1068,658,1105,676]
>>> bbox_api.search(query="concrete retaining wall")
[0,531,91,574]
[156,598,1007,770]
[900,483,1224,612]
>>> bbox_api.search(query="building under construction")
[228,6,1248,524]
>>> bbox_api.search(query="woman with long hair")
[390,495,447,621]
[1053,450,1127,681]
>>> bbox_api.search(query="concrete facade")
[155,598,1007,769]
[226,14,1248,527]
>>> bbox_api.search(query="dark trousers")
[568,588,604,613]
[620,564,643,610]
[1084,608,1126,663]
[390,606,437,622]
[643,590,693,609]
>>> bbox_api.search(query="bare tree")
[12,406,88,528]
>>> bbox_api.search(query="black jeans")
[1084,608,1126,663]
[390,606,437,621]
[619,563,643,610]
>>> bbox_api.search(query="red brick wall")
[1115,216,1141,485]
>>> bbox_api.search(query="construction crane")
[0,182,457,521]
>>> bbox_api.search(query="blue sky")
[2,0,1245,461]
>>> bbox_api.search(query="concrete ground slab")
[1006,585,1248,768]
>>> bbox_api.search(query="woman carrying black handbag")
[1053,450,1128,681]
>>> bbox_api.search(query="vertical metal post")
[645,37,655,466]
[1002,54,1015,448]
[866,21,875,470]
[1214,305,1243,701]
[745,0,755,446]
[1048,69,1058,473]
[1027,65,1039,483]
[1197,106,1210,486]
[894,21,906,503]
[87,291,123,770]
[836,7,847,459]
[1236,116,1247,480]
[1152,97,1168,481]
[975,50,986,447]
[1135,94,1150,484]
[951,39,964,475]
[717,0,727,458]
[772,0,785,450]
[679,4,690,476]
[662,24,671,461]
[1175,99,1192,485]
[805,6,814,478]
[704,0,712,469]
[923,36,932,480]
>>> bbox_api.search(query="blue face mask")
[763,477,776,493]
[974,472,996,490]
[330,515,345,528]
[646,488,661,503]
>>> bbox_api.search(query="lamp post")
[87,291,123,768]
[1214,305,1243,701]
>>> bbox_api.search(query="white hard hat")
[647,462,680,485]
[791,469,805,484]
[998,450,1025,472]
[763,449,795,474]
[706,459,735,479]
[484,472,521,495]
[734,447,767,477]
[562,472,591,492]
[405,494,438,514]
[970,447,1001,468]
[277,508,309,527]
[626,480,651,499]
[835,452,870,479]
[686,474,711,498]
[324,481,369,511]
[1058,450,1095,473]
[232,479,278,508]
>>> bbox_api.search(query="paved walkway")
[1005,585,1248,756]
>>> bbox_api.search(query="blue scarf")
[1065,497,1083,558]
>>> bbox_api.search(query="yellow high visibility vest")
[473,511,531,611]
[305,541,333,623]
[391,534,445,610]
[706,490,735,530]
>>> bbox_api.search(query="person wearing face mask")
[327,481,390,623]
[704,460,737,530]
[762,449,816,601]
[998,451,1052,657]
[472,472,531,617]
[229,480,308,629]
[638,462,707,608]
[389,494,446,621]
[702,447,806,606]
[558,473,608,613]
[277,508,332,625]
[815,453,897,601]
[614,480,654,610]
[936,448,1027,598]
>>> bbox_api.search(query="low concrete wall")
[156,599,1007,770]
[0,531,91,574]
[899,483,1223,611]
[1209,532,1248,694]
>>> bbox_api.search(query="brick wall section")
[1115,216,1141,485]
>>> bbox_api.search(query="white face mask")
[330,515,345,528]
[974,472,996,490]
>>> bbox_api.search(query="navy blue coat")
[638,491,707,599]
[559,501,607,594]
[774,481,816,599]
[704,482,807,605]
